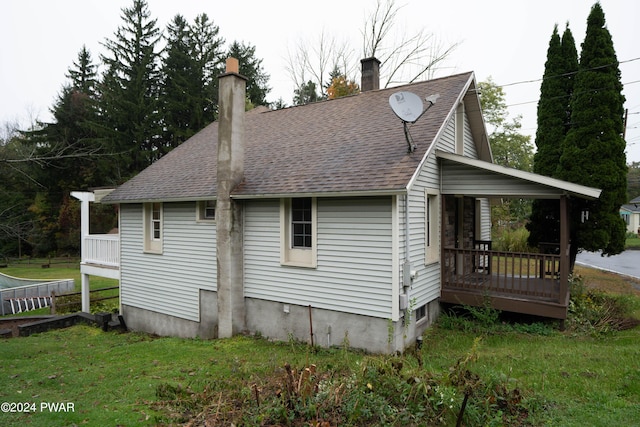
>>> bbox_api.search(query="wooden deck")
[441,247,570,319]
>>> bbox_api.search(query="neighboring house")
[621,196,640,234]
[76,57,600,353]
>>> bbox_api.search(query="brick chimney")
[216,57,247,338]
[360,57,381,92]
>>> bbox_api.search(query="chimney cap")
[360,57,381,65]
[226,57,239,74]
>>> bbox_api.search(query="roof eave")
[436,150,602,200]
[231,188,407,200]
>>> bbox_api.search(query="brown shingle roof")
[103,72,474,203]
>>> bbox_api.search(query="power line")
[498,56,640,89]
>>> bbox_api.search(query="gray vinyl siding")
[404,104,478,307]
[244,197,394,319]
[120,202,216,322]
[462,111,477,157]
[440,161,570,197]
[478,198,491,241]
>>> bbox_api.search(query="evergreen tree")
[528,25,578,248]
[16,46,102,255]
[557,2,627,262]
[293,81,320,106]
[227,41,270,107]
[98,0,162,180]
[160,13,224,155]
[191,13,225,119]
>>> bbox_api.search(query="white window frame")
[425,189,440,265]
[197,200,216,222]
[143,202,163,254]
[280,197,317,268]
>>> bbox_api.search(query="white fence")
[84,234,120,267]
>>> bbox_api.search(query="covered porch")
[436,151,601,320]
[71,189,120,313]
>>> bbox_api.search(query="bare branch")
[362,0,459,88]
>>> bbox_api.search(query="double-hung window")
[197,200,216,222]
[291,198,312,248]
[281,197,317,267]
[144,202,163,253]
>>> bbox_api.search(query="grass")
[1,264,639,425]
[1,259,119,316]
[626,233,640,249]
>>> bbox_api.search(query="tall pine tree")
[227,41,271,107]
[557,2,627,262]
[160,13,224,155]
[99,0,162,180]
[528,24,578,248]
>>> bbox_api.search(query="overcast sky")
[2,0,639,162]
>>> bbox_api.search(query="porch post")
[559,196,569,304]
[71,191,94,313]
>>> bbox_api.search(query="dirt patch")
[0,316,55,338]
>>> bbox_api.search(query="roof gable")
[104,72,476,203]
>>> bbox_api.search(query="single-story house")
[620,196,640,235]
[75,57,600,353]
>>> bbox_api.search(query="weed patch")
[567,274,640,334]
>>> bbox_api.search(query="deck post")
[81,273,90,312]
[559,196,569,305]
[71,191,96,313]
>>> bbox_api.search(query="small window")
[415,304,427,322]
[291,198,312,248]
[197,200,216,221]
[144,202,163,253]
[281,197,317,268]
[425,189,440,264]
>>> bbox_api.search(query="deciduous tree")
[478,78,533,232]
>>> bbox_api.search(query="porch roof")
[436,151,601,200]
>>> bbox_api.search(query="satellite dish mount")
[389,92,440,152]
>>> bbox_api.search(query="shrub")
[492,227,533,252]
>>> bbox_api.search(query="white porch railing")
[83,234,120,267]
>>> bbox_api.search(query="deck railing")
[83,234,120,267]
[442,247,563,302]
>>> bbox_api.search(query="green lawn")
[1,263,639,425]
[1,259,119,316]
[627,233,640,249]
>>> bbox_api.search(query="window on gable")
[144,202,163,253]
[197,200,216,221]
[281,197,317,267]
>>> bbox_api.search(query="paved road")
[575,250,640,279]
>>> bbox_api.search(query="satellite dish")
[389,91,424,123]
